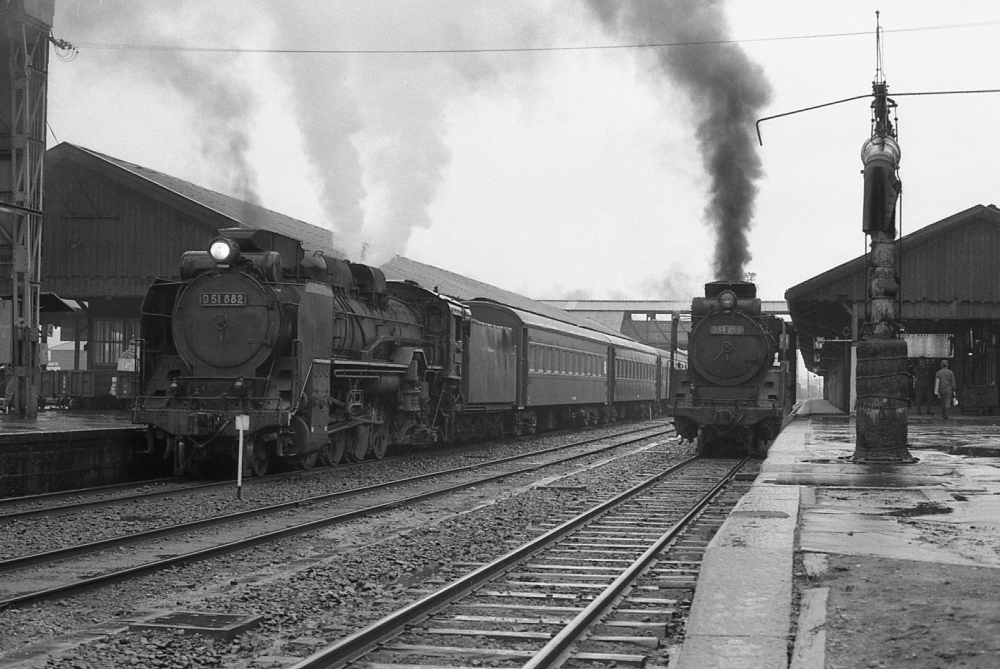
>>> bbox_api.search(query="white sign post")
[235,414,250,500]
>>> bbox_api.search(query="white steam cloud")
[55,1,549,263]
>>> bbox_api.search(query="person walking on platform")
[935,360,958,419]
[914,358,936,415]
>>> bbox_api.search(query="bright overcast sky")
[47,1,1000,302]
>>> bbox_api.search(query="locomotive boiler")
[671,281,796,455]
[133,228,462,476]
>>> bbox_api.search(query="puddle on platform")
[884,501,953,517]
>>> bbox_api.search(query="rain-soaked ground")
[806,412,1000,456]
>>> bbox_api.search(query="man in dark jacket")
[935,360,958,419]
[913,358,936,415]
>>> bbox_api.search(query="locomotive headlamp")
[209,237,240,264]
[719,291,737,310]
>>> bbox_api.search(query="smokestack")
[586,0,772,282]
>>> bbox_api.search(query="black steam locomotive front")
[672,281,795,455]
[132,228,451,477]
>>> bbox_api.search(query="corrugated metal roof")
[53,143,341,257]
[381,256,625,338]
[786,204,1000,303]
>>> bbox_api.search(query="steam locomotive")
[132,229,677,476]
[671,281,796,455]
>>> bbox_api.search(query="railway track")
[287,456,752,669]
[0,424,677,611]
[0,423,670,523]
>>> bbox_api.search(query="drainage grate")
[130,611,262,641]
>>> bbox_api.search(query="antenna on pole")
[871,11,896,139]
[875,11,884,85]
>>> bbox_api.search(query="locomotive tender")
[671,281,796,455]
[132,229,678,476]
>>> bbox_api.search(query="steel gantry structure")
[1,0,54,417]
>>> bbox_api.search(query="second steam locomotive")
[671,281,796,455]
[132,228,678,476]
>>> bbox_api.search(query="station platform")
[676,399,1000,669]
[0,408,134,433]
[0,410,149,497]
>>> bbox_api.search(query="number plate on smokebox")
[200,292,246,306]
[710,325,745,335]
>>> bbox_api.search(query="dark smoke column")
[587,0,772,281]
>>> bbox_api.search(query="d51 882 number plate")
[200,292,246,306]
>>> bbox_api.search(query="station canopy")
[786,204,1000,371]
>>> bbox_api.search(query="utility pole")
[1,0,53,417]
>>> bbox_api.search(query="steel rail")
[0,426,672,573]
[0,476,181,511]
[522,456,749,669]
[0,423,671,522]
[286,455,728,669]
[0,427,675,610]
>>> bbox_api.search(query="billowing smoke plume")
[267,8,366,249]
[56,1,263,208]
[586,0,772,282]
[56,2,549,263]
[642,264,697,300]
[270,3,547,263]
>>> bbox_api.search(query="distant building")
[47,341,86,371]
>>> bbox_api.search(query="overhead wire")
[61,19,1000,55]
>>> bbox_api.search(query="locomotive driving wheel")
[296,449,320,470]
[370,423,389,459]
[320,433,346,467]
[346,426,369,462]
[249,435,271,477]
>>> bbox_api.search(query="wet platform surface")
[0,409,135,434]
[675,399,1000,669]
